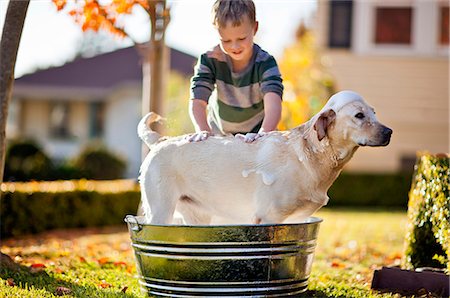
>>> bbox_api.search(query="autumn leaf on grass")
[55,286,72,296]
[53,267,65,274]
[121,286,128,293]
[330,260,346,269]
[30,263,46,273]
[97,257,110,265]
[98,280,112,288]
[113,261,127,267]
[383,252,403,265]
[126,264,136,274]
[6,278,15,286]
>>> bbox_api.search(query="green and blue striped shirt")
[190,44,283,134]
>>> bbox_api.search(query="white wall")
[104,85,142,179]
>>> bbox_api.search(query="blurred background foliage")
[278,24,335,130]
[163,71,192,136]
[4,140,53,182]
[4,140,126,181]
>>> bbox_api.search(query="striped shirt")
[190,44,283,134]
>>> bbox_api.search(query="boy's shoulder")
[203,45,227,63]
[253,44,275,63]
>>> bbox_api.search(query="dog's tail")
[138,112,163,148]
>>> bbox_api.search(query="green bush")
[403,153,449,271]
[328,173,411,208]
[4,140,54,181]
[1,181,140,238]
[72,144,126,180]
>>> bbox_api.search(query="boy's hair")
[211,0,256,28]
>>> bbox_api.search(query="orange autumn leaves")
[2,226,135,294]
[52,0,149,38]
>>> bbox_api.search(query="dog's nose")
[380,126,392,146]
[383,126,393,137]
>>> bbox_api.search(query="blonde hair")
[212,0,256,28]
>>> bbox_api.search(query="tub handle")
[125,215,143,232]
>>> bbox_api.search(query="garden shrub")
[72,144,126,180]
[0,180,140,238]
[403,153,449,271]
[4,140,54,181]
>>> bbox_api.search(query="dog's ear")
[314,109,336,141]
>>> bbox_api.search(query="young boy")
[189,0,283,143]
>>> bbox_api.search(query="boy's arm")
[188,99,211,142]
[259,92,282,133]
[189,99,211,133]
[237,92,282,143]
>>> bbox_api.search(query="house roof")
[14,46,197,96]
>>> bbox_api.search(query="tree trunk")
[141,0,169,132]
[0,0,30,183]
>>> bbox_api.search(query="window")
[439,5,449,45]
[89,102,104,138]
[328,0,353,48]
[7,99,21,138]
[375,7,413,44]
[50,102,70,138]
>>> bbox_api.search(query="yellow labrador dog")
[138,91,392,225]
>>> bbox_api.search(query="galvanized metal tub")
[125,215,322,297]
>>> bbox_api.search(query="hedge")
[1,180,140,238]
[403,153,449,271]
[328,172,412,208]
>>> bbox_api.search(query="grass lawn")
[0,209,411,297]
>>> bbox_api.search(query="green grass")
[1,209,411,297]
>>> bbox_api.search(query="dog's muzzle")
[373,125,392,146]
[360,125,393,147]
[381,126,393,145]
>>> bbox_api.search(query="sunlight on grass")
[0,209,408,297]
[309,209,407,297]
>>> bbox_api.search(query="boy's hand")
[235,132,266,143]
[187,131,211,142]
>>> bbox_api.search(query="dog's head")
[313,90,392,147]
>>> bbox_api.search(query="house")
[8,46,196,178]
[315,0,449,172]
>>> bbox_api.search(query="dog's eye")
[355,113,365,119]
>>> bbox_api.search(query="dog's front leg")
[253,213,287,225]
[253,207,287,225]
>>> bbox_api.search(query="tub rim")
[124,214,323,229]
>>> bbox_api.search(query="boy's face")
[217,16,258,68]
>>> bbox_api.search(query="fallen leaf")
[97,257,110,265]
[113,261,127,267]
[331,260,346,268]
[98,280,112,288]
[6,278,15,286]
[121,286,128,293]
[55,286,72,296]
[126,265,134,274]
[30,263,46,273]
